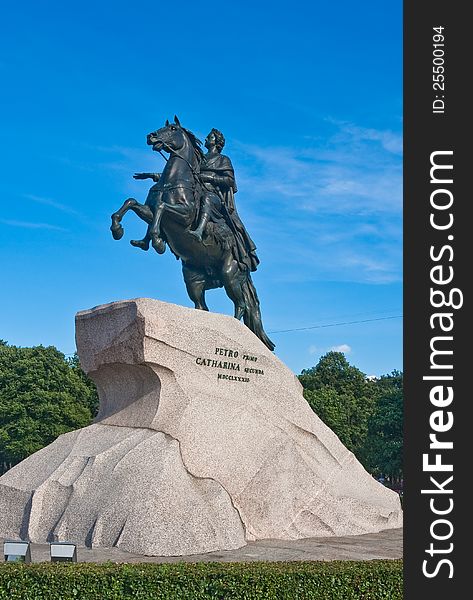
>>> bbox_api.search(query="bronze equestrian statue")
[110,116,274,351]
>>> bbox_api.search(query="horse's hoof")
[110,222,124,240]
[152,237,166,254]
[130,239,149,251]
[234,306,245,320]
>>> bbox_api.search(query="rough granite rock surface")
[0,299,402,556]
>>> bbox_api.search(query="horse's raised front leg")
[128,203,155,250]
[149,203,167,254]
[111,198,154,245]
[111,198,138,240]
[130,202,153,223]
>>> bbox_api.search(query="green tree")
[67,352,99,416]
[299,352,377,456]
[0,343,98,468]
[361,371,403,482]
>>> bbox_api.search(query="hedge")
[0,560,402,599]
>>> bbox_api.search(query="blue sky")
[0,1,402,376]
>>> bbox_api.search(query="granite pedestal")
[0,299,402,556]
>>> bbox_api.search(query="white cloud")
[308,345,319,354]
[0,219,67,231]
[23,194,80,216]
[333,122,403,155]
[228,119,402,285]
[330,344,352,354]
[233,120,402,218]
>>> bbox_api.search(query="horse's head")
[147,115,188,154]
[147,116,204,167]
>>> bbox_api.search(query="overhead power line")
[268,315,403,335]
[63,315,403,354]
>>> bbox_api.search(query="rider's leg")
[130,234,151,251]
[189,195,212,242]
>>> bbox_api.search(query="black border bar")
[404,2,468,596]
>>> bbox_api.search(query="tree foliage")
[360,371,403,481]
[0,343,98,467]
[1,341,402,481]
[299,352,377,456]
[299,353,403,479]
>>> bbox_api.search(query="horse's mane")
[182,127,205,165]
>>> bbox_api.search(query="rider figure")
[130,127,259,270]
[189,129,259,272]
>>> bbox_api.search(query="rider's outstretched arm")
[133,173,161,182]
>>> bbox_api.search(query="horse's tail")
[241,274,275,351]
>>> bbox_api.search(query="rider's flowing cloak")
[201,153,259,272]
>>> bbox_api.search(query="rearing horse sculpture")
[110,117,275,351]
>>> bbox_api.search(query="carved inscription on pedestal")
[195,347,265,383]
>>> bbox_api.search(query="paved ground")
[2,528,402,564]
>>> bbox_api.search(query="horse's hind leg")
[111,198,140,240]
[221,254,247,320]
[182,264,209,311]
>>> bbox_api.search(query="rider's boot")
[130,235,150,251]
[189,211,210,242]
